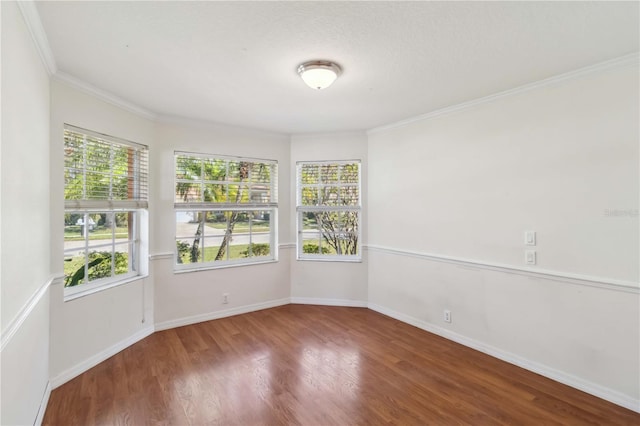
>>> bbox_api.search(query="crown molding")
[53,72,157,121]
[16,1,157,121]
[368,52,640,135]
[16,0,57,75]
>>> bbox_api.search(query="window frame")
[296,160,362,262]
[63,124,149,299]
[173,151,278,271]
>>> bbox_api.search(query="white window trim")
[173,151,279,271]
[296,160,362,262]
[63,125,148,298]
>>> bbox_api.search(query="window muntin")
[63,125,148,295]
[297,161,361,260]
[174,152,278,270]
[63,211,138,287]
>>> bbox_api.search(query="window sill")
[174,258,278,274]
[64,274,149,302]
[296,256,362,263]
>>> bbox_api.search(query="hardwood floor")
[43,305,639,425]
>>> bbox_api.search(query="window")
[63,125,148,297]
[174,152,278,270]
[296,161,361,261]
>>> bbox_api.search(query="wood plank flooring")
[43,305,640,425]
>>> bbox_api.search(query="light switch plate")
[525,250,536,265]
[525,231,536,246]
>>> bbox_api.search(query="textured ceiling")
[36,1,639,134]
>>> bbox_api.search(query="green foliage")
[64,132,132,201]
[176,241,192,264]
[65,251,129,287]
[175,154,276,263]
[240,243,270,257]
[302,243,330,254]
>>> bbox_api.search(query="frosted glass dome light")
[297,61,342,90]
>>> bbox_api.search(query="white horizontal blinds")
[175,152,278,209]
[64,125,149,209]
[298,161,360,209]
[297,161,361,258]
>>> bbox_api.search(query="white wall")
[152,120,291,327]
[49,80,155,381]
[3,3,637,417]
[290,132,368,304]
[367,62,640,406]
[0,1,51,424]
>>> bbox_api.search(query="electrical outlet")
[444,309,451,323]
[223,293,229,304]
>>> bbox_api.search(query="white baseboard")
[42,296,639,414]
[367,302,640,414]
[50,326,155,389]
[34,381,51,426]
[290,297,368,308]
[154,298,291,331]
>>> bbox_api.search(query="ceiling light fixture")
[297,60,342,90]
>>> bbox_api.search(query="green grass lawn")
[64,226,129,241]
[204,222,270,232]
[177,243,270,264]
[64,256,85,279]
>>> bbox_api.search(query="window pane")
[204,183,226,202]
[203,235,226,262]
[340,186,359,206]
[111,145,129,199]
[252,210,270,232]
[301,164,319,184]
[64,135,84,200]
[302,237,324,254]
[203,210,226,234]
[64,253,86,286]
[85,141,111,173]
[176,182,202,203]
[85,171,109,199]
[228,236,246,260]
[176,156,202,180]
[320,164,339,184]
[86,250,114,283]
[229,161,250,182]
[90,213,113,240]
[112,175,129,200]
[321,237,338,255]
[340,163,359,183]
[64,213,86,242]
[338,211,359,234]
[301,187,318,206]
[320,186,339,205]
[302,212,318,231]
[248,210,271,258]
[203,158,226,181]
[250,187,270,204]
[250,162,271,183]
[114,243,131,276]
[228,184,249,203]
[64,127,147,204]
[177,238,198,264]
[114,212,131,240]
[174,152,277,269]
